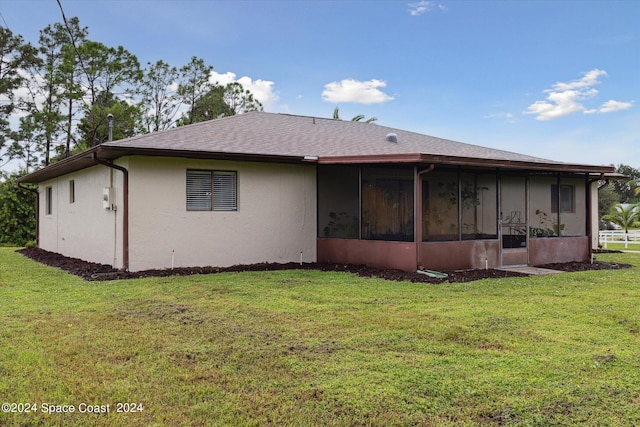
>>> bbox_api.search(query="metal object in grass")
[416,269,448,279]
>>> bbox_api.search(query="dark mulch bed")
[536,260,631,272]
[592,248,624,254]
[16,247,631,284]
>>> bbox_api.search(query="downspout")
[416,164,435,269]
[596,178,609,191]
[92,151,129,271]
[17,181,39,246]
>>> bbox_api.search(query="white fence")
[599,230,640,249]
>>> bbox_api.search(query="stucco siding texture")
[126,157,317,272]
[529,237,589,265]
[317,239,417,272]
[38,164,125,268]
[422,240,500,271]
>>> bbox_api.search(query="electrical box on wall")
[103,187,115,210]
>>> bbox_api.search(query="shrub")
[0,171,36,246]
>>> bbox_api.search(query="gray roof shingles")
[105,111,556,163]
[19,111,614,183]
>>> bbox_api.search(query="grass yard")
[1,248,639,426]
[600,242,640,252]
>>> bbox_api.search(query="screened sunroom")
[317,164,591,272]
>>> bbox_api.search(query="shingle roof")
[104,111,553,162]
[18,111,614,183]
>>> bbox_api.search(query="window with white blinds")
[186,170,237,211]
[212,171,237,211]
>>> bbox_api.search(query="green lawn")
[1,248,639,426]
[600,241,640,251]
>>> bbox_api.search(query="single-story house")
[18,112,614,273]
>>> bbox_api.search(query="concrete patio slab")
[500,266,563,275]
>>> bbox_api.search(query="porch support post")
[414,165,418,250]
[526,174,530,265]
[585,173,592,256]
[457,167,462,241]
[358,167,362,240]
[497,169,502,267]
[556,172,561,237]
[416,164,435,269]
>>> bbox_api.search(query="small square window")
[551,184,575,213]
[186,170,237,211]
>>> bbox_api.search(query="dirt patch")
[16,247,631,284]
[117,302,204,325]
[593,353,617,363]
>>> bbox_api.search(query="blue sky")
[1,0,638,170]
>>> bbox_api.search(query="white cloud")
[525,69,632,120]
[208,70,279,110]
[483,112,516,123]
[553,68,607,91]
[209,71,237,86]
[408,1,447,16]
[525,89,593,121]
[585,99,634,114]
[322,79,394,104]
[237,76,278,110]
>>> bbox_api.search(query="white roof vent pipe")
[386,133,398,143]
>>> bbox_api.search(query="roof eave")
[318,153,615,173]
[100,146,304,164]
[17,146,615,185]
[15,145,308,184]
[589,172,627,180]
[16,146,101,184]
